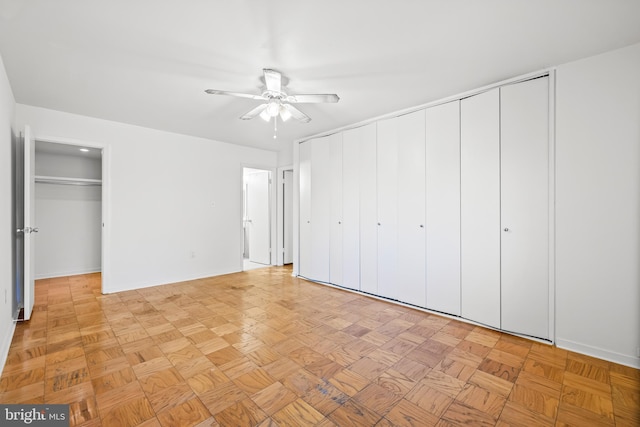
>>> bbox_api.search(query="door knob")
[419,224,424,228]
[504,228,509,232]
[32,227,39,233]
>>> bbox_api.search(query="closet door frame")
[35,135,110,293]
[549,71,556,344]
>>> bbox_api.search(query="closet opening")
[27,140,103,311]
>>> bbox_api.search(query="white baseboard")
[556,338,640,369]
[0,320,17,376]
[35,268,101,280]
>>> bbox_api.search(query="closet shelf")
[35,175,102,186]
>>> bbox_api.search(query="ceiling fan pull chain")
[273,116,278,139]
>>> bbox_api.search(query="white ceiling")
[1,1,639,153]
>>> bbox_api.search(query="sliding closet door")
[500,77,549,339]
[298,141,312,279]
[460,89,501,329]
[426,101,461,315]
[310,138,331,283]
[396,110,426,307]
[376,118,398,300]
[329,133,344,286]
[342,129,361,290]
[359,123,378,294]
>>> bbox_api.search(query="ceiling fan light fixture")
[279,106,292,122]
[205,68,339,128]
[259,109,271,122]
[266,100,280,117]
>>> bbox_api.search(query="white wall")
[277,145,293,167]
[0,53,16,373]
[35,152,102,278]
[556,42,640,368]
[36,150,102,179]
[16,104,277,293]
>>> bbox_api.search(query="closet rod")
[35,175,102,186]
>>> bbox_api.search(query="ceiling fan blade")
[205,89,266,101]
[240,104,268,120]
[286,94,340,103]
[263,69,282,93]
[282,104,311,123]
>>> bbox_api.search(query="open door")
[20,126,37,320]
[246,169,271,265]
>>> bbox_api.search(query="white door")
[283,170,293,264]
[358,124,378,295]
[426,101,461,315]
[329,133,343,286]
[246,169,271,265]
[376,118,398,300]
[342,129,361,291]
[298,142,312,278]
[460,89,501,329]
[22,126,36,321]
[500,77,549,339]
[310,138,332,283]
[396,110,426,307]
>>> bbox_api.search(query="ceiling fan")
[205,69,339,127]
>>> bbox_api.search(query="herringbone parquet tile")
[1,267,638,426]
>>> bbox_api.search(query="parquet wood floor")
[1,267,638,426]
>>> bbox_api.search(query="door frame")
[276,165,293,266]
[241,164,276,269]
[33,134,110,293]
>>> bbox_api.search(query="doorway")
[13,131,106,321]
[34,141,103,279]
[242,167,272,271]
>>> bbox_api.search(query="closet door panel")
[329,133,344,286]
[460,89,501,329]
[500,77,549,339]
[298,141,312,279]
[376,118,398,300]
[310,138,331,283]
[359,123,378,294]
[426,101,461,315]
[396,110,426,307]
[342,130,360,290]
